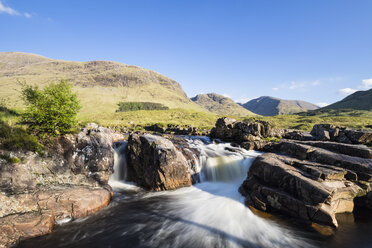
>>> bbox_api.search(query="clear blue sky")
[1,0,372,106]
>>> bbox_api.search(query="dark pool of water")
[18,187,372,248]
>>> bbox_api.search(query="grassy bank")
[80,108,221,130]
[2,104,372,136]
[243,110,372,131]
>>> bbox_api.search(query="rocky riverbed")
[1,118,372,247]
[211,117,372,227]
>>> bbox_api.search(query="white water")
[109,137,312,248]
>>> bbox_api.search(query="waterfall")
[110,141,128,182]
[186,138,260,182]
[105,137,311,248]
[109,141,141,191]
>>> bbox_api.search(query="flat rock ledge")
[0,186,112,248]
[239,140,372,227]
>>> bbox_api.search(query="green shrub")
[21,80,81,136]
[0,120,43,153]
[0,154,21,163]
[116,102,169,112]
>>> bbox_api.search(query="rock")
[241,140,372,227]
[287,140,372,159]
[311,124,372,145]
[241,141,267,151]
[0,124,116,195]
[127,133,193,191]
[0,186,112,247]
[265,141,372,181]
[311,124,332,141]
[282,130,313,141]
[144,124,208,136]
[0,123,116,247]
[55,124,115,185]
[168,136,202,184]
[240,153,368,227]
[210,117,281,144]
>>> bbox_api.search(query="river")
[19,137,372,248]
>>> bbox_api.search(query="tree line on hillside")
[116,102,169,112]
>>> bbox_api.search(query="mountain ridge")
[321,88,372,111]
[242,96,319,116]
[0,52,205,117]
[191,93,255,116]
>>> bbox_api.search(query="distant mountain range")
[1,52,371,120]
[191,93,255,116]
[322,88,372,111]
[241,96,320,116]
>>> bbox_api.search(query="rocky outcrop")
[53,123,116,185]
[210,117,281,144]
[310,124,372,144]
[240,140,372,227]
[0,123,116,247]
[145,124,209,136]
[127,133,193,191]
[210,118,372,149]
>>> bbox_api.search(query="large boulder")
[240,140,372,227]
[127,134,193,191]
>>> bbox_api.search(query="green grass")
[243,110,372,131]
[0,107,44,153]
[81,108,221,130]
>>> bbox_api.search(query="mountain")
[322,88,372,111]
[242,96,319,116]
[0,52,205,118]
[191,93,255,116]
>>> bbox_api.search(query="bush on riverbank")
[21,80,81,136]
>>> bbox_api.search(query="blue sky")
[1,0,372,106]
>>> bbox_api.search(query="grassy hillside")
[322,88,372,110]
[191,93,255,117]
[242,96,319,116]
[0,52,206,118]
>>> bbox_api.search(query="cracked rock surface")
[239,140,372,227]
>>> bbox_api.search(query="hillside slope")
[0,52,205,118]
[242,96,319,116]
[322,88,372,111]
[191,93,255,117]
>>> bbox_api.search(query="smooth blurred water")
[18,138,372,248]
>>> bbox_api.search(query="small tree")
[21,80,81,135]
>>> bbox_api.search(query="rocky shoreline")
[0,124,119,247]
